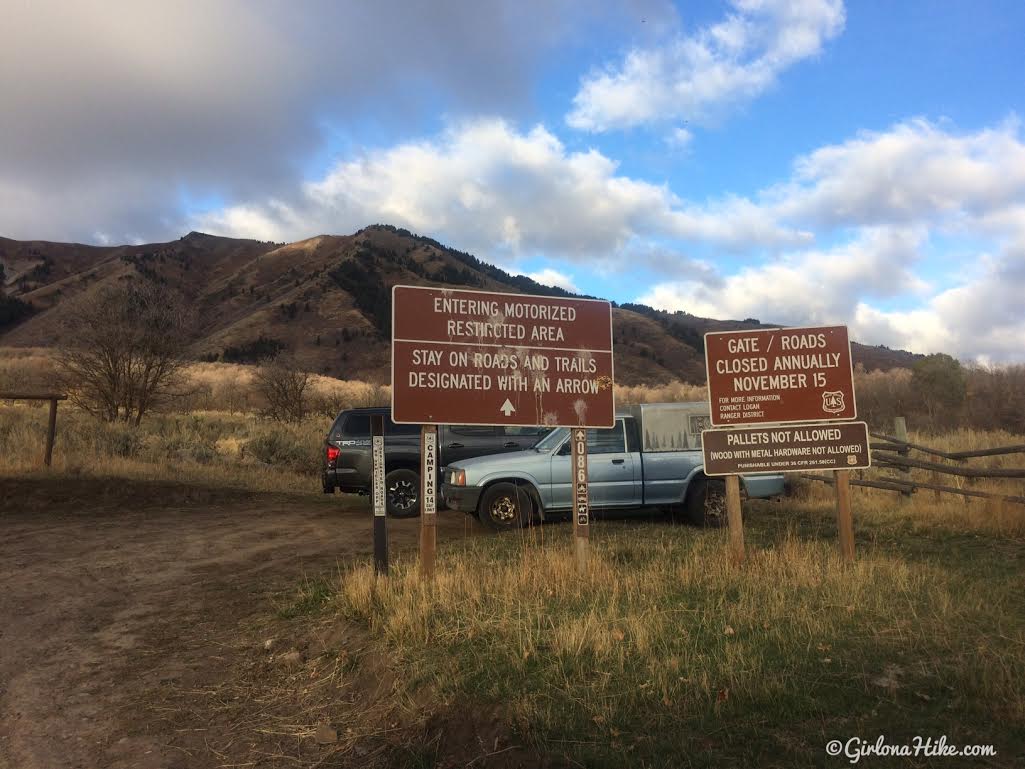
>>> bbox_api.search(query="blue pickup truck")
[442,402,785,531]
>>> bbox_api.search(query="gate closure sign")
[704,325,856,426]
[391,286,614,427]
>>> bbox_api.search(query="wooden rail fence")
[800,417,1025,506]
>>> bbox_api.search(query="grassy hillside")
[0,225,921,385]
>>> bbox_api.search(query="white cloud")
[196,118,805,262]
[520,268,580,293]
[772,117,1025,228]
[567,0,845,132]
[0,0,651,242]
[640,226,1025,362]
[638,226,928,324]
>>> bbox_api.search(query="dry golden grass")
[0,402,326,493]
[324,506,1025,766]
[615,380,707,404]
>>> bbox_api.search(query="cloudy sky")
[3,0,1024,362]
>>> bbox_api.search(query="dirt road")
[0,478,483,769]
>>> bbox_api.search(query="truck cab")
[442,403,785,530]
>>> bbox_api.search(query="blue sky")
[2,1,1024,362]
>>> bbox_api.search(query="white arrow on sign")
[500,399,516,416]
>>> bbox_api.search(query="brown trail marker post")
[725,475,744,563]
[420,424,438,579]
[371,413,388,576]
[571,428,590,572]
[703,325,863,561]
[835,469,855,561]
[391,285,614,576]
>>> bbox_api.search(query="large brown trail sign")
[386,285,615,577]
[391,286,614,428]
[704,325,856,426]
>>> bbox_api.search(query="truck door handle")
[503,441,518,448]
[611,458,625,465]
[447,442,464,449]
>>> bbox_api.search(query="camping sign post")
[420,424,438,579]
[702,325,864,562]
[391,285,614,576]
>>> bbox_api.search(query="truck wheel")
[478,482,529,531]
[684,476,728,528]
[385,469,420,518]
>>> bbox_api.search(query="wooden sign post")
[371,414,388,576]
[725,475,745,563]
[420,425,438,579]
[834,469,855,561]
[571,427,590,572]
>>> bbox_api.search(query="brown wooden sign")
[704,325,856,426]
[701,421,871,476]
[391,286,614,427]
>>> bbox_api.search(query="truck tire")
[385,468,420,518]
[684,476,728,528]
[478,482,530,531]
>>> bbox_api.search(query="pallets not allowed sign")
[701,422,871,476]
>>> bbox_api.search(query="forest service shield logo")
[822,391,845,414]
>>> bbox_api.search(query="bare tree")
[56,280,191,425]
[253,355,311,423]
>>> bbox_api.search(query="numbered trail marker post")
[371,414,388,576]
[571,428,590,569]
[391,285,614,576]
[702,325,864,562]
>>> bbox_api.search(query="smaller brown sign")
[701,421,871,476]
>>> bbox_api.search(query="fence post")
[44,398,59,468]
[725,475,744,564]
[834,469,855,561]
[893,417,912,500]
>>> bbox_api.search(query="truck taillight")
[326,446,340,463]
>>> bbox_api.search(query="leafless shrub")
[253,355,311,423]
[55,280,191,425]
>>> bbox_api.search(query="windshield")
[533,427,569,452]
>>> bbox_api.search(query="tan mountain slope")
[0,225,919,384]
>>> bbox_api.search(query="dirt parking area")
[0,478,484,769]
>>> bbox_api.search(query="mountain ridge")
[0,224,921,384]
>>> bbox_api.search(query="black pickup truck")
[322,407,551,516]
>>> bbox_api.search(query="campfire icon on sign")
[822,391,845,414]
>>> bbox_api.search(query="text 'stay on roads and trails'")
[702,422,871,476]
[705,325,856,426]
[391,285,614,427]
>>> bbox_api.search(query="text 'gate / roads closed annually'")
[705,325,857,426]
[391,286,614,427]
